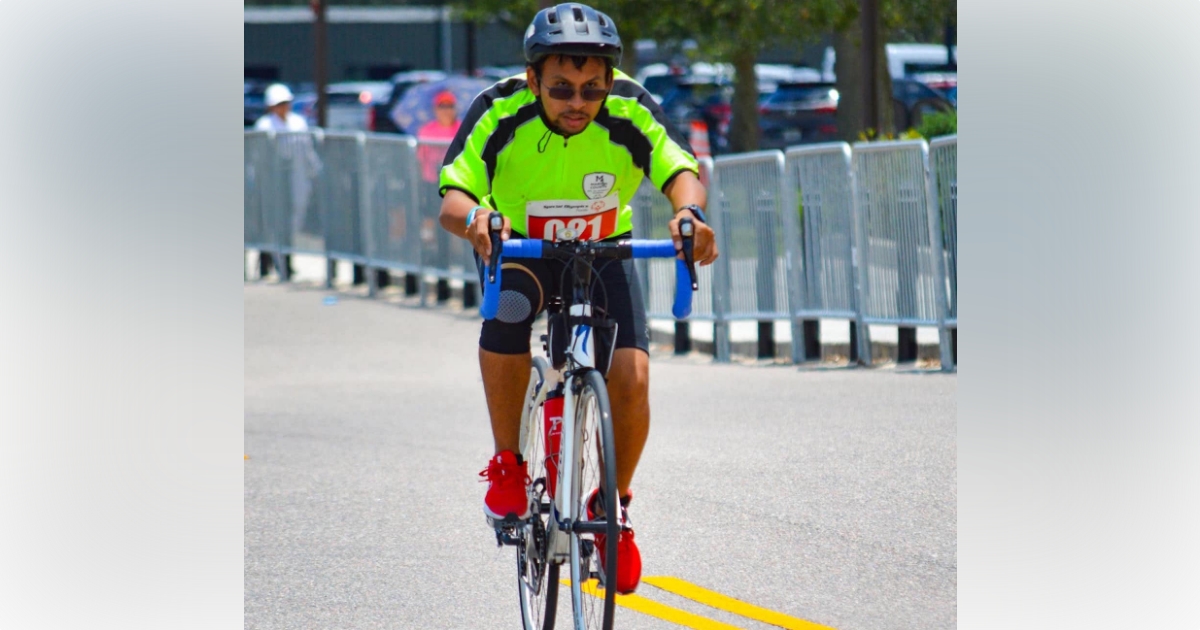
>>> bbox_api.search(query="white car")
[323,81,393,131]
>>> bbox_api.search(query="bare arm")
[663,170,719,266]
[439,188,512,259]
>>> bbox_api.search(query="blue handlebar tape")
[480,240,543,319]
[480,261,502,319]
[672,258,693,319]
[481,239,692,320]
[630,240,677,259]
[502,239,544,258]
[634,241,692,319]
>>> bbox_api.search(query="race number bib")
[526,193,620,242]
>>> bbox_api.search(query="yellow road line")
[642,576,837,630]
[564,579,744,630]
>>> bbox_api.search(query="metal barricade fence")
[244,130,956,369]
[929,136,957,329]
[633,158,717,323]
[271,131,325,259]
[708,151,789,360]
[851,139,953,367]
[362,135,424,295]
[782,142,868,362]
[244,131,273,252]
[316,131,368,265]
[414,139,478,290]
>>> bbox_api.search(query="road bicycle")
[480,212,698,630]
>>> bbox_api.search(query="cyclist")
[437,2,718,594]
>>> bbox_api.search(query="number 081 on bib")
[525,193,620,242]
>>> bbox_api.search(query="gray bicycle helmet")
[523,3,622,66]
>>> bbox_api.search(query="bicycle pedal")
[489,516,525,547]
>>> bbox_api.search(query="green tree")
[676,0,838,153]
[449,0,681,74]
[829,0,956,142]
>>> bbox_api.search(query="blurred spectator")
[415,90,462,296]
[254,83,321,259]
[254,84,308,132]
[416,90,462,183]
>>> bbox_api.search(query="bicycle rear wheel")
[568,369,618,630]
[518,356,558,630]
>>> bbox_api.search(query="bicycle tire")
[518,356,559,630]
[568,369,619,630]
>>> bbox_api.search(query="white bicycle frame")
[518,303,598,563]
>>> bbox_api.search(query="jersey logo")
[583,172,616,200]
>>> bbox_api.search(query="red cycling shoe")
[480,450,531,521]
[586,489,641,594]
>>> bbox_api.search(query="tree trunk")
[834,12,894,142]
[833,25,862,143]
[621,42,638,77]
[728,45,760,154]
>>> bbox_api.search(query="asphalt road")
[245,282,956,630]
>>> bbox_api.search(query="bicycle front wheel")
[518,356,558,630]
[568,369,618,630]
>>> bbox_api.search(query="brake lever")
[679,217,698,291]
[487,211,503,284]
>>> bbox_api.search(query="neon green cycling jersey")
[439,69,698,240]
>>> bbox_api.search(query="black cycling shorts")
[475,235,649,356]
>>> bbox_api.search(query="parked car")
[476,65,525,82]
[369,70,448,134]
[324,81,392,131]
[892,78,955,129]
[757,78,954,149]
[758,82,840,149]
[821,43,957,81]
[658,78,735,154]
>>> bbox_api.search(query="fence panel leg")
[897,326,918,363]
[463,281,479,308]
[674,321,691,355]
[325,258,337,288]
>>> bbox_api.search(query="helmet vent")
[572,7,584,22]
[547,11,557,24]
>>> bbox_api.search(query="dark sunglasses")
[544,84,609,102]
[435,103,456,109]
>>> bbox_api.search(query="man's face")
[527,55,612,137]
[269,102,291,118]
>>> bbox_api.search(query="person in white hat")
[253,83,320,264]
[254,83,309,132]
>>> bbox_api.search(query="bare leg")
[479,348,531,455]
[605,347,650,499]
